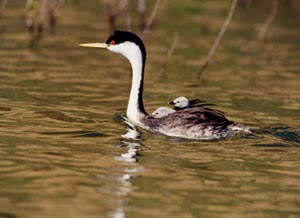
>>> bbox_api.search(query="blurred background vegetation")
[1,0,300,73]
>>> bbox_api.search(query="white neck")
[108,42,147,127]
[126,55,145,126]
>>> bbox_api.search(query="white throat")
[108,41,146,127]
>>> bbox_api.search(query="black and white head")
[151,107,176,118]
[79,31,148,126]
[169,97,208,110]
[79,30,146,68]
[169,96,190,109]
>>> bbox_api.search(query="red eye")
[110,40,115,45]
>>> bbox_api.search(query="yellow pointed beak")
[79,43,108,49]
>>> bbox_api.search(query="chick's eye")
[110,40,115,45]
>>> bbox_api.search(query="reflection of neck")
[126,50,147,126]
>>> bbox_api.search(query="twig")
[137,0,146,31]
[167,31,178,58]
[141,0,161,38]
[103,0,129,34]
[257,0,278,40]
[160,32,179,73]
[119,0,131,31]
[103,0,117,34]
[126,9,132,31]
[197,0,238,79]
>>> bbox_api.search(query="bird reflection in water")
[115,116,142,162]
[105,116,143,218]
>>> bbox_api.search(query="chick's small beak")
[169,101,175,105]
[79,43,108,49]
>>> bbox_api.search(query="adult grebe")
[80,30,250,140]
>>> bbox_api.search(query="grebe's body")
[149,107,246,140]
[80,31,250,140]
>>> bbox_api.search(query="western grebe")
[79,30,250,140]
[151,107,176,118]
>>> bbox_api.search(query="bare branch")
[126,9,132,31]
[257,0,278,41]
[137,0,146,31]
[102,0,129,34]
[197,0,238,79]
[160,32,179,73]
[141,0,161,38]
[167,31,178,58]
[102,0,117,34]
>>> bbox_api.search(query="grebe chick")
[169,96,215,110]
[151,107,176,118]
[79,30,251,140]
[152,96,210,118]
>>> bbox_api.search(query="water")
[1,1,300,218]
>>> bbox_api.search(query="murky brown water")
[1,1,300,218]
